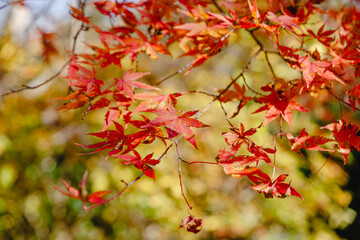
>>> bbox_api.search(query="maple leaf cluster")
[50,0,360,233]
[54,171,111,211]
[180,214,203,234]
[217,123,303,199]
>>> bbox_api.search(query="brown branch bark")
[175,141,193,210]
[0,59,70,97]
[0,0,88,98]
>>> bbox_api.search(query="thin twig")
[175,141,193,210]
[264,51,276,78]
[87,136,183,210]
[219,101,235,128]
[241,74,263,96]
[154,25,234,87]
[154,60,195,86]
[181,160,218,165]
[71,0,88,52]
[195,48,262,119]
[0,59,71,97]
[315,150,336,175]
[0,0,23,10]
[327,88,360,112]
[211,0,224,13]
[1,0,88,98]
[87,173,144,210]
[190,90,217,97]
[272,134,278,179]
[248,30,277,79]
[216,49,262,100]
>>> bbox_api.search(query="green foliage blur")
[0,1,358,240]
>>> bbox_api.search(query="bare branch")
[0,59,70,97]
[189,90,217,97]
[315,151,336,175]
[71,0,88,52]
[86,173,144,210]
[175,141,193,210]
[248,30,277,79]
[211,0,223,13]
[264,51,276,78]
[0,0,23,10]
[181,160,218,165]
[219,101,235,128]
[195,48,262,118]
[241,74,263,96]
[0,0,88,98]
[154,60,195,86]
[327,88,360,112]
[154,28,234,87]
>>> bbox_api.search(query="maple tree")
[2,0,360,236]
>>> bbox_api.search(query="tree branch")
[0,0,23,10]
[219,101,235,128]
[247,30,277,79]
[211,0,224,13]
[86,173,144,210]
[194,48,262,120]
[71,0,88,52]
[154,60,195,86]
[0,59,70,97]
[0,0,88,98]
[175,141,193,210]
[327,88,360,112]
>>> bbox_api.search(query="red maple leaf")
[221,123,275,165]
[218,151,260,178]
[267,11,301,33]
[145,104,209,148]
[222,123,258,150]
[286,129,333,154]
[102,107,122,131]
[69,5,90,24]
[83,42,125,68]
[321,119,360,164]
[114,151,160,180]
[246,142,275,165]
[76,121,125,155]
[253,85,308,126]
[125,115,167,151]
[307,24,337,47]
[94,1,137,25]
[298,55,344,87]
[54,170,112,210]
[347,84,360,112]
[57,90,92,111]
[133,92,184,115]
[217,82,252,118]
[66,56,103,93]
[39,29,58,62]
[180,214,203,234]
[248,171,303,199]
[115,70,159,99]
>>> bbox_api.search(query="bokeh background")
[0,1,359,239]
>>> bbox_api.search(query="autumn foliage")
[3,0,360,234]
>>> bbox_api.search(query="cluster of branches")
[2,0,360,233]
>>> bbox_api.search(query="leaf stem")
[86,173,144,210]
[219,101,235,128]
[175,141,193,210]
[0,59,71,97]
[315,150,336,175]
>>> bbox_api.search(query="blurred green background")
[0,1,359,239]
